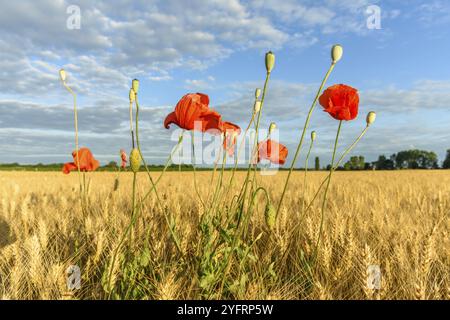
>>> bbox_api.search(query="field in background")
[0,171,449,299]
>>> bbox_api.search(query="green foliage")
[443,149,450,169]
[315,156,320,170]
[394,149,438,169]
[343,155,365,170]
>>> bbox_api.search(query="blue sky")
[0,0,449,167]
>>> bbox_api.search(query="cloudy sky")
[0,0,449,167]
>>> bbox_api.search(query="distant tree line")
[1,149,450,171]
[322,149,450,170]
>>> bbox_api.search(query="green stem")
[237,71,271,228]
[276,62,336,218]
[221,111,255,210]
[303,125,370,216]
[301,138,314,215]
[135,95,182,254]
[129,171,137,250]
[191,131,205,208]
[62,84,82,188]
[129,101,135,148]
[312,120,342,263]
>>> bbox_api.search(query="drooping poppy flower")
[62,147,100,174]
[120,149,127,168]
[221,121,241,156]
[164,93,223,132]
[319,84,359,121]
[257,139,288,165]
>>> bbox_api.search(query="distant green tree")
[443,149,450,169]
[343,155,365,170]
[315,156,320,170]
[375,155,394,170]
[105,161,118,168]
[395,150,438,169]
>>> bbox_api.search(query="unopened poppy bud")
[59,69,66,82]
[255,88,261,99]
[265,203,276,230]
[254,100,261,113]
[129,88,135,102]
[130,148,141,173]
[311,131,316,141]
[366,111,376,126]
[132,79,139,94]
[265,51,275,73]
[269,122,277,134]
[331,44,343,63]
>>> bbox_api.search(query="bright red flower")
[221,121,241,155]
[62,147,100,174]
[120,149,127,168]
[257,139,288,165]
[319,84,359,121]
[164,93,223,132]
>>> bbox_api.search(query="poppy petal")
[164,111,178,129]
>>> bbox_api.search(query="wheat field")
[0,170,449,300]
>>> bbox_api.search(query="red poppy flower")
[257,139,288,165]
[164,93,223,132]
[319,84,359,121]
[62,147,100,174]
[221,121,241,155]
[120,149,127,168]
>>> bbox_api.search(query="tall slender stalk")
[237,71,271,220]
[61,80,86,215]
[276,62,336,218]
[129,100,135,148]
[303,125,370,216]
[301,137,314,215]
[312,120,342,263]
[191,131,205,208]
[218,71,271,298]
[135,95,182,254]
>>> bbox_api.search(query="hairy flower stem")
[178,131,183,173]
[276,62,336,219]
[237,71,271,216]
[226,112,255,189]
[129,101,135,148]
[135,95,182,254]
[61,82,86,210]
[106,138,183,297]
[129,171,137,249]
[303,125,370,215]
[191,131,206,208]
[206,143,227,218]
[312,120,342,264]
[206,144,223,205]
[301,138,314,215]
[218,73,271,298]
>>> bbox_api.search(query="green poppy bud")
[255,88,261,99]
[366,111,376,126]
[265,51,275,73]
[59,69,66,82]
[132,79,139,94]
[331,44,343,63]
